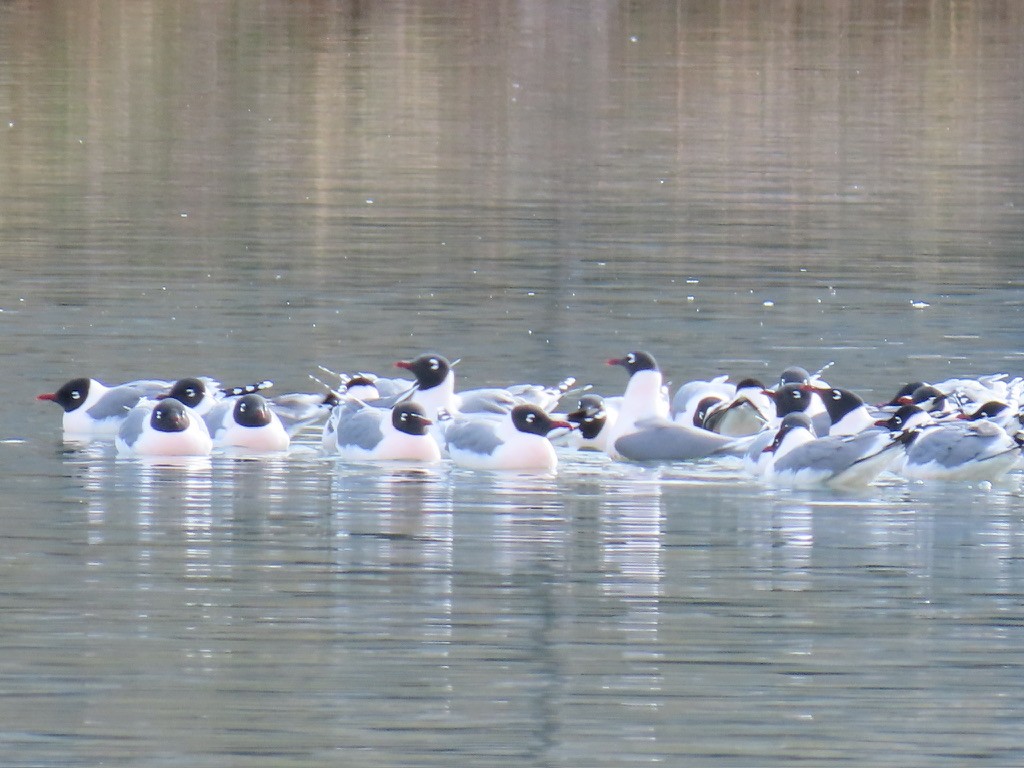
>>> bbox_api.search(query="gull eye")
[400,413,408,421]
[429,358,439,370]
[832,390,842,400]
[186,388,196,398]
[526,413,536,423]
[71,390,81,400]
[626,353,636,363]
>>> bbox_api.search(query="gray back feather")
[911,424,1013,468]
[88,387,145,421]
[458,388,517,415]
[446,418,503,456]
[774,431,892,475]
[202,402,233,439]
[615,419,738,462]
[336,406,385,451]
[117,406,150,446]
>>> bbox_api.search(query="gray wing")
[505,383,545,403]
[743,429,775,461]
[458,388,518,415]
[117,406,151,446]
[506,382,572,411]
[202,402,232,439]
[445,418,503,456]
[810,411,832,437]
[87,386,145,420]
[371,377,417,399]
[336,406,385,451]
[910,424,1014,468]
[774,431,894,475]
[270,393,332,435]
[123,379,175,398]
[615,418,740,461]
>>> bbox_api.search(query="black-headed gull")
[115,398,213,457]
[564,393,617,452]
[603,351,745,462]
[332,400,441,463]
[801,385,878,436]
[203,394,290,452]
[602,351,669,460]
[701,378,772,436]
[760,412,905,489]
[671,374,734,424]
[395,353,510,417]
[877,405,1021,482]
[445,403,571,472]
[38,377,168,437]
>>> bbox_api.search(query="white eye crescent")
[71,391,81,400]
[832,390,842,400]
[429,358,439,370]
[526,413,536,422]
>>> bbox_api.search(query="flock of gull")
[37,351,1024,488]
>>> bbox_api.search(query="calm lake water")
[2,1,1024,765]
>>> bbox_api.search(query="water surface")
[2,1,1023,765]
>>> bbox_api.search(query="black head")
[765,412,814,453]
[164,377,208,409]
[511,404,572,437]
[392,401,432,436]
[150,399,190,434]
[961,401,1009,422]
[909,385,944,403]
[777,366,811,386]
[803,385,866,423]
[606,351,658,376]
[770,383,810,417]
[883,381,926,406]
[233,394,273,428]
[566,394,607,439]
[343,375,378,392]
[37,377,93,413]
[875,404,926,432]
[395,353,451,390]
[905,385,948,412]
[694,395,724,428]
[734,378,766,391]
